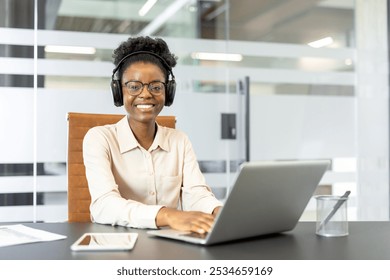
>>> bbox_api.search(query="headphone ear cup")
[111,79,123,107]
[165,80,176,106]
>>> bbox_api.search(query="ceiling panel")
[45,0,354,47]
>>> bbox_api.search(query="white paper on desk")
[0,224,67,247]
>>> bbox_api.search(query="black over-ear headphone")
[110,51,176,107]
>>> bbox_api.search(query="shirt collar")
[117,116,138,153]
[116,116,170,153]
[152,122,170,152]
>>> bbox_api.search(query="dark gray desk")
[0,222,389,260]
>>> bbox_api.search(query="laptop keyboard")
[180,232,208,239]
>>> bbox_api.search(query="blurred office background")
[0,0,388,223]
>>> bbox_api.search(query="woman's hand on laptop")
[156,207,215,234]
[212,206,222,217]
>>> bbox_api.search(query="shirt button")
[149,191,155,196]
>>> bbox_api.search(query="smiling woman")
[122,62,167,131]
[82,36,223,234]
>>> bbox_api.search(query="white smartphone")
[70,232,138,251]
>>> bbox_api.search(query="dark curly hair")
[112,36,177,82]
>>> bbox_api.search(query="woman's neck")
[128,117,156,150]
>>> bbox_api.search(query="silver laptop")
[147,160,329,245]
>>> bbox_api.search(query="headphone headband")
[112,51,175,81]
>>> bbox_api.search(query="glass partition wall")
[0,0,388,222]
[0,0,37,222]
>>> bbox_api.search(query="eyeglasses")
[123,81,166,96]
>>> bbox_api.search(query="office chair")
[67,112,176,222]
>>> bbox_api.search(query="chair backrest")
[67,112,176,222]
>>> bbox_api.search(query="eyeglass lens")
[125,81,165,96]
